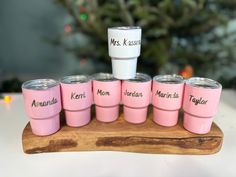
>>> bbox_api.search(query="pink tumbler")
[183,77,222,134]
[152,75,184,127]
[60,75,92,127]
[93,73,121,122]
[22,79,61,136]
[122,73,152,124]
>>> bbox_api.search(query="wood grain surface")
[22,107,223,154]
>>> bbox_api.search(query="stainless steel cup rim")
[60,75,91,84]
[186,77,222,89]
[22,79,59,90]
[153,74,184,84]
[108,26,141,30]
[92,73,118,82]
[127,73,151,83]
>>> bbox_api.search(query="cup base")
[112,58,137,79]
[124,106,147,124]
[95,105,119,122]
[153,107,179,127]
[183,112,213,134]
[30,114,60,136]
[65,107,91,127]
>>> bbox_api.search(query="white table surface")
[0,90,236,177]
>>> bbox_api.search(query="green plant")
[52,0,236,87]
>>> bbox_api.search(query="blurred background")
[1,0,236,93]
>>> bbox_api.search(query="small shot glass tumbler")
[183,77,222,134]
[122,73,152,124]
[93,73,121,122]
[152,75,184,126]
[22,79,61,136]
[60,75,92,127]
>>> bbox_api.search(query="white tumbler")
[108,26,142,79]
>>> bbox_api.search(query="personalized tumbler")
[93,73,121,122]
[122,73,152,124]
[22,79,61,136]
[183,77,222,134]
[108,26,142,79]
[152,75,184,127]
[60,75,92,127]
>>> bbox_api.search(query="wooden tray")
[22,107,223,154]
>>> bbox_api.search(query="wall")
[0,0,86,81]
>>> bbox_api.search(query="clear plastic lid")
[153,74,184,84]
[92,73,118,82]
[186,77,221,89]
[60,75,91,84]
[108,26,141,30]
[22,79,59,90]
[127,73,151,83]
